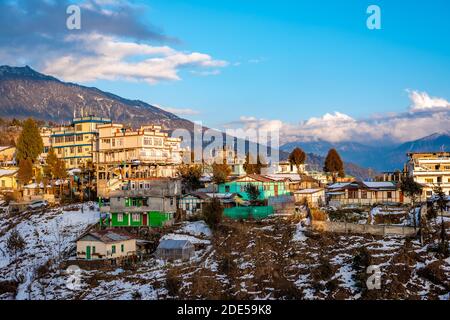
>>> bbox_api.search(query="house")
[0,146,16,166]
[100,178,181,228]
[326,181,419,206]
[294,188,325,208]
[0,168,18,191]
[218,174,291,201]
[156,239,195,261]
[76,229,137,262]
[179,192,237,216]
[179,192,209,216]
[406,152,450,198]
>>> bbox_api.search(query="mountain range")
[281,132,450,172]
[0,65,375,179]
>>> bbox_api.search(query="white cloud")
[160,106,200,116]
[42,33,228,84]
[225,91,450,145]
[408,90,450,112]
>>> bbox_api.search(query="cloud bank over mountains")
[232,90,450,145]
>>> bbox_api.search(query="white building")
[406,152,450,197]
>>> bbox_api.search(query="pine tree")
[16,118,44,163]
[324,149,345,183]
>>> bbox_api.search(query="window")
[57,148,62,155]
[387,191,392,199]
[65,136,74,143]
[77,146,83,153]
[55,136,64,143]
[426,191,433,196]
[92,246,96,254]
[225,185,230,193]
[425,178,434,183]
[144,137,153,145]
[121,244,124,253]
[76,135,83,142]
[437,177,442,183]
[132,213,140,222]
[76,124,82,131]
[1,180,5,187]
[348,190,358,199]
[112,245,116,254]
[361,191,368,199]
[117,213,123,222]
[70,147,75,154]
[170,197,174,206]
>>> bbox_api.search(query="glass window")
[121,244,124,252]
[132,213,140,222]
[112,245,116,254]
[117,213,123,222]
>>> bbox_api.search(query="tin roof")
[157,239,193,250]
[77,229,135,243]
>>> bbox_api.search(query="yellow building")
[76,229,137,261]
[0,146,16,165]
[0,168,19,190]
[49,116,111,169]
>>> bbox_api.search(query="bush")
[166,270,181,297]
[202,198,223,230]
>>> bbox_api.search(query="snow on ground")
[177,220,212,238]
[0,203,99,299]
[292,222,307,242]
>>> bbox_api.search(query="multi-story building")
[406,152,450,197]
[95,123,183,184]
[49,116,112,169]
[99,178,181,228]
[39,127,52,163]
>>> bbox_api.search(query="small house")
[326,181,416,206]
[179,192,237,216]
[294,188,325,208]
[156,239,195,261]
[219,174,291,201]
[0,168,18,191]
[76,229,137,261]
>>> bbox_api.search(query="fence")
[310,220,417,237]
[224,206,274,220]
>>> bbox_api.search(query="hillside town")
[0,115,448,300]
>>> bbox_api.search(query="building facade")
[49,116,112,169]
[219,174,291,201]
[406,152,450,197]
[99,178,181,228]
[95,123,183,184]
[326,181,420,207]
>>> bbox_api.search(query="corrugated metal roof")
[157,239,193,249]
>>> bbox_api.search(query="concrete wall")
[310,220,417,237]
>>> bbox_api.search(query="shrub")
[202,197,223,230]
[166,270,181,297]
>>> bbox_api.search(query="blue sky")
[88,0,450,126]
[1,0,450,144]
